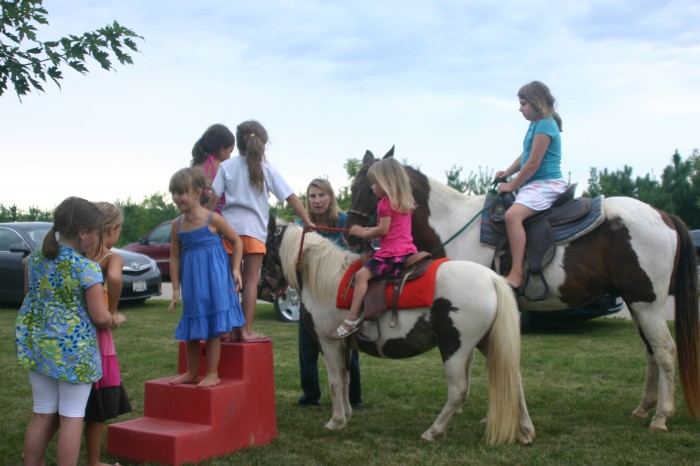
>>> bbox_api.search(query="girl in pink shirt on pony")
[333,157,417,338]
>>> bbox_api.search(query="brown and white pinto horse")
[344,148,700,432]
[263,221,535,445]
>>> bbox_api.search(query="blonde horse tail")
[485,275,522,445]
[671,215,700,419]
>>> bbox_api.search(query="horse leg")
[456,348,475,416]
[421,353,470,441]
[629,304,676,431]
[319,339,351,430]
[630,350,660,420]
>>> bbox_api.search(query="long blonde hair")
[368,158,416,214]
[236,120,268,193]
[305,178,340,227]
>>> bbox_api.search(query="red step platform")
[107,340,276,465]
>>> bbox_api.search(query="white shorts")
[28,371,93,418]
[515,179,568,211]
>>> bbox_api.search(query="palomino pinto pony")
[263,221,535,445]
[344,148,700,432]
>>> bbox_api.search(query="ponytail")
[236,120,269,193]
[191,124,235,166]
[42,226,60,259]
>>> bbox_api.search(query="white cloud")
[1,0,699,211]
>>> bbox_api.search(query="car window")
[28,227,51,245]
[0,228,24,251]
[148,223,172,244]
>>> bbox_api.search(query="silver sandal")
[332,316,364,338]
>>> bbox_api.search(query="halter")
[261,225,354,300]
[346,208,372,220]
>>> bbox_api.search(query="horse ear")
[363,150,375,165]
[383,145,395,159]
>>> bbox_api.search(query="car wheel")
[274,287,301,323]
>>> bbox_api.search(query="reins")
[295,185,503,269]
[428,193,497,255]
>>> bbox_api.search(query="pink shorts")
[515,179,568,211]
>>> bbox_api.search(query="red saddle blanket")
[336,257,450,310]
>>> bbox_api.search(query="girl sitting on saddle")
[495,80,567,290]
[333,158,417,338]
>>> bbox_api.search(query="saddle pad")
[479,194,605,247]
[336,257,450,310]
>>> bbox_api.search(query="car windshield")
[28,226,52,245]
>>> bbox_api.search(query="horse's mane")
[280,225,359,305]
[398,163,486,212]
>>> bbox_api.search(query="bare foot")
[197,374,220,388]
[240,330,265,341]
[169,372,198,385]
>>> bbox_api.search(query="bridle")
[261,224,354,300]
[346,208,372,220]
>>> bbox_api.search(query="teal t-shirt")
[520,117,563,183]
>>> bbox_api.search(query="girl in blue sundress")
[168,167,245,388]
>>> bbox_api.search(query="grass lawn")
[2,299,700,465]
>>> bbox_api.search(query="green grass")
[2,301,700,465]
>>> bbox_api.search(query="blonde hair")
[306,178,340,227]
[518,81,562,131]
[94,202,123,232]
[169,167,211,206]
[236,120,268,193]
[368,158,416,214]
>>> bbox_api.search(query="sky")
[2,0,699,212]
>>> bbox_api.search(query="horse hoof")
[420,430,446,441]
[630,409,648,420]
[649,416,668,432]
[325,419,346,431]
[518,433,534,445]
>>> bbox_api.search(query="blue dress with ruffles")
[175,214,244,340]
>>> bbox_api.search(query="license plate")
[133,281,147,292]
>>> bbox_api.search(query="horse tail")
[485,275,523,445]
[671,214,700,419]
